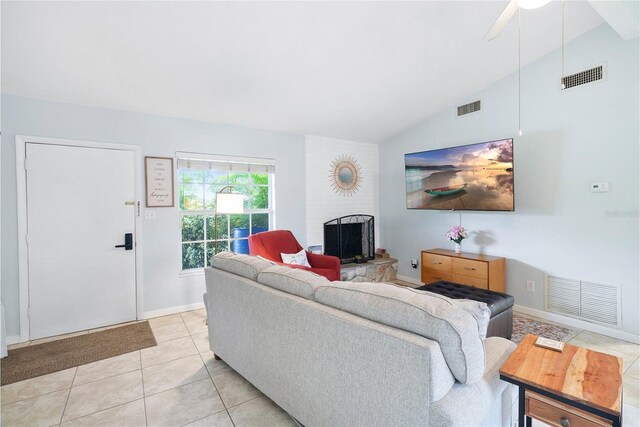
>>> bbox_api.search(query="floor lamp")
[214,186,244,255]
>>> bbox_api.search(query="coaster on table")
[535,336,565,352]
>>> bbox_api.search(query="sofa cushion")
[314,282,485,384]
[211,251,275,281]
[408,288,491,338]
[430,337,516,425]
[257,265,329,299]
[452,299,491,339]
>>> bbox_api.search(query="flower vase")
[454,243,462,254]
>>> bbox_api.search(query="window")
[177,153,275,270]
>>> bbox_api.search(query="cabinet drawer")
[422,269,453,284]
[452,274,488,289]
[525,391,611,427]
[421,253,451,272]
[452,258,487,279]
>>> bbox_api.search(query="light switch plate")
[591,182,609,193]
[144,210,157,220]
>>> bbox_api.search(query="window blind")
[176,153,275,174]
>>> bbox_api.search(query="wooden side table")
[500,334,623,427]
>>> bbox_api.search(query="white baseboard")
[143,302,205,320]
[514,304,640,344]
[6,335,22,345]
[396,274,422,286]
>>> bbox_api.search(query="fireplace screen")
[323,215,374,264]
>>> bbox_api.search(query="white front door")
[25,142,137,339]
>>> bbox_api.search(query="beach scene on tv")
[405,138,514,211]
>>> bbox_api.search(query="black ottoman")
[416,281,514,340]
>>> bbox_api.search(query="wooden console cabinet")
[420,248,506,293]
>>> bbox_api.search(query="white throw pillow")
[280,249,311,268]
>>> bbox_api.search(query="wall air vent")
[457,100,481,116]
[561,64,605,90]
[545,275,620,327]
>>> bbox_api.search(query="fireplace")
[323,215,374,264]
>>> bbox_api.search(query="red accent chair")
[248,230,341,281]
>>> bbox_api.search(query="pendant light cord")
[518,8,522,136]
[561,1,565,89]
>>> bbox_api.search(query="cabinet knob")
[559,417,570,427]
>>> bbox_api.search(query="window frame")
[176,154,275,273]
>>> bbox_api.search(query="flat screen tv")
[405,138,514,211]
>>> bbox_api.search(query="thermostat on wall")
[591,182,609,193]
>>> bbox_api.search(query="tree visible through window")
[178,156,274,270]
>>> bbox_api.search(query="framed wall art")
[145,156,175,207]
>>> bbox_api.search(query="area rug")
[1,321,156,385]
[511,314,579,344]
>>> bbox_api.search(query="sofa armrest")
[306,252,340,272]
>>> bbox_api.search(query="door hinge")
[27,307,30,318]
[24,158,29,170]
[25,234,29,245]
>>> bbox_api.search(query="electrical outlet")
[410,259,418,269]
[526,280,535,292]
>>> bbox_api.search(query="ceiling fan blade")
[484,0,519,41]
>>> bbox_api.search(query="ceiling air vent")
[561,65,605,90]
[457,100,481,117]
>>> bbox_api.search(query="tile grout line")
[70,354,142,388]
[177,408,229,427]
[193,327,237,427]
[58,367,78,425]
[224,394,263,411]
[144,373,211,399]
[59,398,147,425]
[55,371,145,424]
[140,350,149,427]
[0,387,73,408]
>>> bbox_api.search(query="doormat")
[511,314,579,344]
[1,321,156,386]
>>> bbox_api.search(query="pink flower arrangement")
[446,225,468,244]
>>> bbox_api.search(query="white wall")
[305,135,379,250]
[379,25,639,337]
[1,94,307,338]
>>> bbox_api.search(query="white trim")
[514,304,639,344]
[15,135,144,342]
[179,269,204,278]
[15,139,29,343]
[396,274,422,286]
[6,335,22,346]
[175,151,275,166]
[143,302,205,320]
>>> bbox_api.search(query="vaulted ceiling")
[2,1,612,142]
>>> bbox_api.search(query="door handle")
[115,233,133,250]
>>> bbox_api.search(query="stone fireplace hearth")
[340,257,398,282]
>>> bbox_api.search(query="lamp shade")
[216,192,244,214]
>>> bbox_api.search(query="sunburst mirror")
[329,155,362,196]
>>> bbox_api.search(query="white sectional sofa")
[204,252,517,427]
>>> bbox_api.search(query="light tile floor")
[1,309,298,427]
[2,308,639,426]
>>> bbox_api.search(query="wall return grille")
[545,275,620,327]
[561,65,605,90]
[457,100,481,116]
